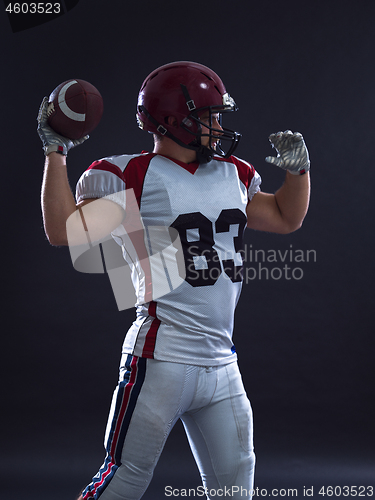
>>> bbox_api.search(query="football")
[47,79,103,140]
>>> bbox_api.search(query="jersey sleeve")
[75,159,127,210]
[248,169,262,200]
[230,155,262,201]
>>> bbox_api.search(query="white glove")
[265,130,310,175]
[37,97,89,156]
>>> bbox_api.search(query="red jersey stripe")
[87,159,126,182]
[109,356,139,458]
[123,153,156,208]
[214,155,255,190]
[141,317,161,359]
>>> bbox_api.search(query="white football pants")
[82,355,255,500]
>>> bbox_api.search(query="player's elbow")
[44,227,69,246]
[49,237,69,247]
[47,236,69,247]
[276,217,304,234]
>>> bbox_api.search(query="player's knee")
[114,462,154,500]
[237,449,256,474]
[216,449,255,486]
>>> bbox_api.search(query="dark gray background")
[1,1,374,498]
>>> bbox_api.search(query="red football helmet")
[136,61,241,163]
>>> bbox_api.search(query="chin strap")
[188,140,214,164]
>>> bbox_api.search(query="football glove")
[37,97,89,156]
[265,130,310,175]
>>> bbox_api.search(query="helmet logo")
[222,93,236,110]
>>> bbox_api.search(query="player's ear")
[166,116,178,129]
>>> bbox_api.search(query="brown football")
[47,79,103,140]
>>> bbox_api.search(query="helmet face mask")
[182,103,241,163]
[137,62,241,163]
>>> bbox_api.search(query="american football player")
[38,61,310,500]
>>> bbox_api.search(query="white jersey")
[76,152,261,366]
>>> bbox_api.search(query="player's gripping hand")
[265,130,310,175]
[37,97,89,156]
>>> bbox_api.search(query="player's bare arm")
[41,151,77,245]
[246,171,310,233]
[247,130,311,234]
[41,152,124,246]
